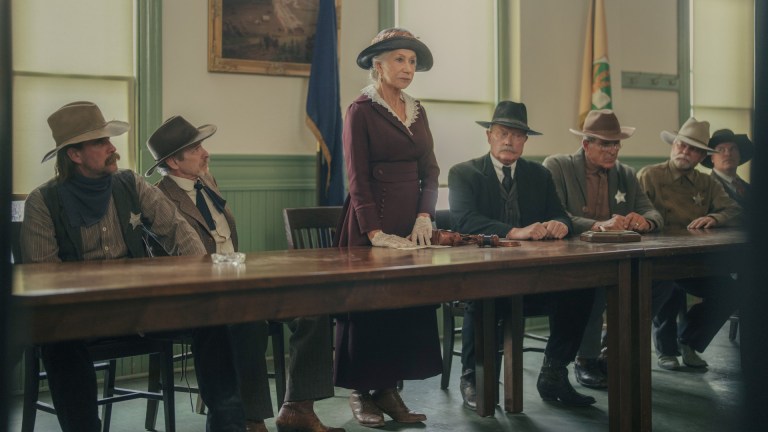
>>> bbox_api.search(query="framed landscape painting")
[208,0,341,77]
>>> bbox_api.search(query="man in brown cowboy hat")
[702,129,754,209]
[147,115,344,432]
[449,100,596,409]
[20,101,247,432]
[543,109,666,389]
[637,117,742,371]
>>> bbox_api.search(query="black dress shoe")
[537,357,596,407]
[459,374,477,410]
[575,358,608,389]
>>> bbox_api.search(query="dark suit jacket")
[710,170,750,210]
[156,173,238,254]
[448,153,572,236]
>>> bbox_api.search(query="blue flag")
[306,0,345,206]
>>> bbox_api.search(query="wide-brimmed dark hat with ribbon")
[476,101,542,135]
[569,109,635,141]
[145,115,217,176]
[702,128,754,168]
[42,101,129,163]
[660,117,715,153]
[356,28,433,71]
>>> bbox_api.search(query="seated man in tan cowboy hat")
[449,101,596,410]
[701,129,754,210]
[543,109,666,389]
[146,116,344,432]
[637,117,742,371]
[20,101,247,432]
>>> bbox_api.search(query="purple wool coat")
[333,92,442,390]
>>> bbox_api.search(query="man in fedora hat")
[543,109,666,389]
[637,117,742,371]
[448,101,596,409]
[147,115,344,432]
[20,101,247,431]
[702,129,754,209]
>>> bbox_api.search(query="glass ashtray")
[211,252,246,264]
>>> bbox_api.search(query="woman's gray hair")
[368,53,386,83]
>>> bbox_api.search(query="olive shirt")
[636,160,742,229]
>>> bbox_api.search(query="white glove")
[370,231,416,249]
[409,215,433,246]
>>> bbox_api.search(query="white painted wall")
[162,0,377,155]
[161,1,685,160]
[519,0,679,158]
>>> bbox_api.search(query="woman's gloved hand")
[370,231,417,248]
[409,215,433,245]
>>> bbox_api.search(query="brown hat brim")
[144,124,217,176]
[568,126,635,141]
[357,36,433,71]
[41,120,130,163]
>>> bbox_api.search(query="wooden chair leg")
[145,353,162,431]
[503,297,524,414]
[441,303,455,389]
[161,343,177,432]
[271,322,287,408]
[21,347,40,432]
[101,359,117,432]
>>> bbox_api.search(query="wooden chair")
[435,209,547,390]
[282,206,343,249]
[12,194,177,432]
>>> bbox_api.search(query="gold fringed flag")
[578,0,612,128]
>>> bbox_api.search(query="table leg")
[606,258,634,431]
[503,296,524,413]
[636,259,653,432]
[474,298,497,417]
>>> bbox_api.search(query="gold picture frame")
[208,0,341,77]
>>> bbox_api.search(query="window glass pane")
[398,0,495,102]
[692,0,754,108]
[421,101,495,187]
[12,0,134,76]
[13,76,133,193]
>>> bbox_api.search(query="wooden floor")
[7,324,743,432]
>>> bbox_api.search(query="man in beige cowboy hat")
[637,117,742,371]
[543,109,665,389]
[147,116,344,432]
[21,101,247,431]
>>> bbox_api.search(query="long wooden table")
[10,229,747,431]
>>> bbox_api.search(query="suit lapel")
[159,177,208,230]
[481,154,502,218]
[573,150,589,205]
[371,101,417,144]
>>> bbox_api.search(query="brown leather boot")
[245,420,269,432]
[275,400,346,432]
[348,390,385,428]
[370,388,427,423]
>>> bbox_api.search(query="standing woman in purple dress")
[333,28,442,428]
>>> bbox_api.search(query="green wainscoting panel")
[209,154,317,252]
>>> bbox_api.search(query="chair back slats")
[11,194,28,264]
[282,207,343,250]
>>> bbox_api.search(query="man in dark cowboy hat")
[448,101,596,410]
[638,117,742,371]
[147,116,344,432]
[543,109,666,389]
[702,128,754,209]
[20,101,247,431]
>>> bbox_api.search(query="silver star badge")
[129,212,143,230]
[692,192,704,206]
[614,190,626,204]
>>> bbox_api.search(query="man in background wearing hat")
[20,102,247,431]
[702,129,754,210]
[543,109,665,389]
[147,116,343,432]
[448,101,596,409]
[638,117,742,371]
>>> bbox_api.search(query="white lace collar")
[362,84,420,130]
